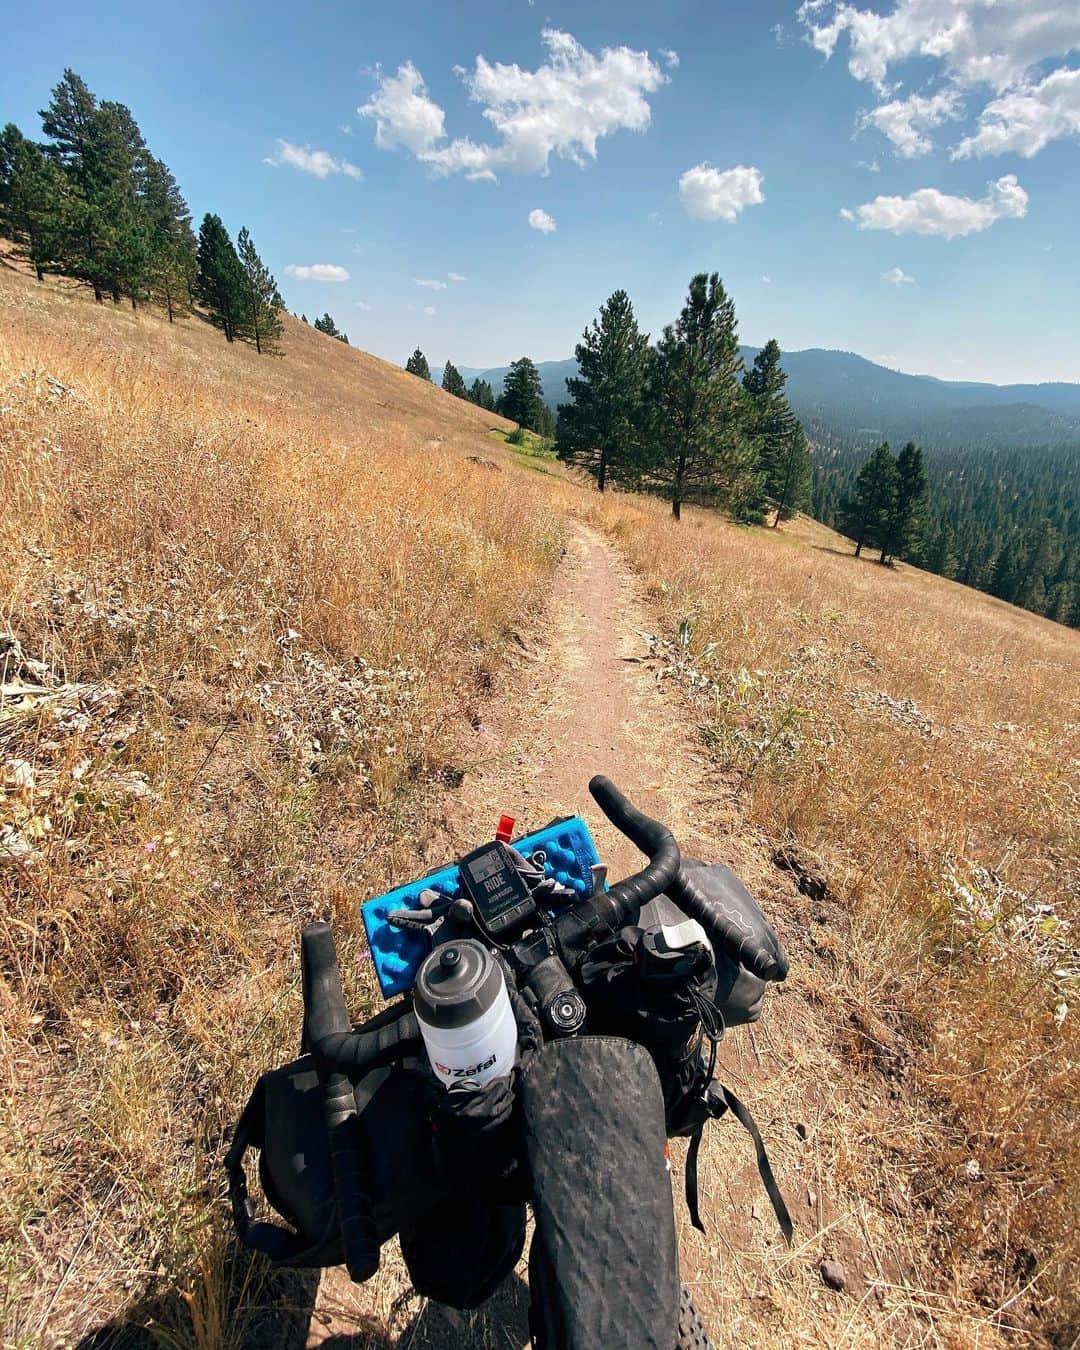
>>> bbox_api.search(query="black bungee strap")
[685,1083,793,1247]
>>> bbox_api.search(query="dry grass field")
[0,264,564,1347]
[563,487,1079,1342]
[2,259,1077,1348]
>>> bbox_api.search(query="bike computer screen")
[458,841,536,937]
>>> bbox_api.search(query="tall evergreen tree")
[769,425,814,528]
[39,70,114,301]
[742,339,810,525]
[923,521,958,578]
[96,100,153,307]
[644,272,752,520]
[442,361,468,398]
[555,289,650,492]
[0,123,68,280]
[499,356,546,431]
[879,440,929,565]
[405,347,431,380]
[143,156,195,322]
[1016,518,1062,611]
[468,377,495,410]
[837,443,898,558]
[195,213,246,341]
[236,226,282,354]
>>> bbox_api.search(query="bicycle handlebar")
[540,778,681,965]
[302,923,412,1282]
[587,775,681,923]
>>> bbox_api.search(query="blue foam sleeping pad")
[361,817,602,998]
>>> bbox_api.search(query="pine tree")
[96,100,153,307]
[499,357,546,431]
[442,361,468,399]
[769,425,813,528]
[39,70,115,301]
[924,521,958,578]
[1016,519,1062,611]
[742,340,810,525]
[143,156,195,322]
[468,377,495,410]
[879,441,929,565]
[236,226,282,354]
[555,289,650,492]
[644,273,753,520]
[0,123,69,279]
[989,538,1022,603]
[837,443,898,558]
[195,213,246,341]
[405,347,431,380]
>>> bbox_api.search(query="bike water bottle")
[413,940,517,1089]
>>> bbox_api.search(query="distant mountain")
[458,350,1080,450]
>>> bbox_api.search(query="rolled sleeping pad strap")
[667,864,789,982]
[301,922,382,1282]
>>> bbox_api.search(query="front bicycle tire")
[676,1283,715,1350]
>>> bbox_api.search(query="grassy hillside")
[2,263,1077,1346]
[0,264,561,1346]
[560,487,1079,1339]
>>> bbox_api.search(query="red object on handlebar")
[496,814,515,844]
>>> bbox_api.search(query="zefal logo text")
[434,1052,497,1078]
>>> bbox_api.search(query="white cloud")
[761,274,773,283]
[799,3,1080,166]
[882,265,915,283]
[360,30,667,182]
[659,48,680,68]
[857,156,882,171]
[860,88,962,156]
[415,278,448,289]
[355,300,373,310]
[528,208,557,233]
[842,173,1028,237]
[678,163,765,222]
[797,1,1080,96]
[359,61,446,153]
[423,305,436,316]
[447,271,468,282]
[264,139,363,180]
[284,263,351,282]
[952,66,1080,158]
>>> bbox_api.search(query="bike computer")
[458,841,536,937]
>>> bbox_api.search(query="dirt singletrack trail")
[309,522,918,1349]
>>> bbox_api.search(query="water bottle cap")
[414,938,505,1029]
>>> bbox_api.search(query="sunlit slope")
[0,262,556,1345]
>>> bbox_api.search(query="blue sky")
[2,0,1078,383]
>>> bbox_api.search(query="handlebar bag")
[643,859,783,1026]
[521,1035,679,1350]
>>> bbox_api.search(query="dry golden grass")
[4,255,1078,1348]
[560,485,1079,1343]
[0,265,563,1347]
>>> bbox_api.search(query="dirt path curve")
[309,522,890,1349]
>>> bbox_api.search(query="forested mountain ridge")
[459,350,1080,450]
